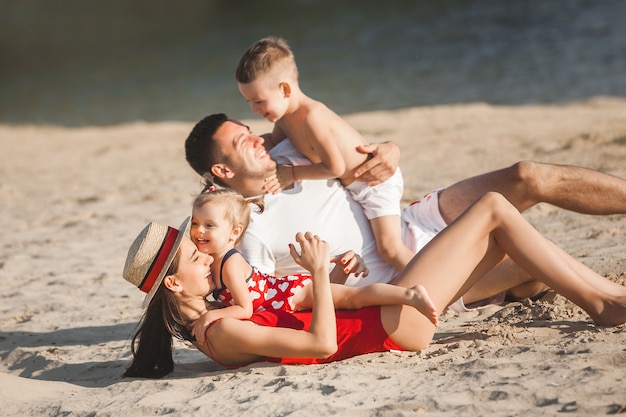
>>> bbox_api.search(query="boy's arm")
[265,114,347,194]
[262,124,287,151]
[291,115,347,181]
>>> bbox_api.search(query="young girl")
[122,191,626,377]
[188,185,439,341]
[236,36,413,272]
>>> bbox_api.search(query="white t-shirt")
[239,140,446,286]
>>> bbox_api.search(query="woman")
[122,192,626,378]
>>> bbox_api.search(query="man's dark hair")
[185,113,229,178]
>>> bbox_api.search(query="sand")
[1,97,625,416]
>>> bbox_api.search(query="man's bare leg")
[460,257,547,305]
[438,161,626,223]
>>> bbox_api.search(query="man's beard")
[234,162,276,182]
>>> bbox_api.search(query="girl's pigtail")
[200,173,219,194]
[246,195,265,214]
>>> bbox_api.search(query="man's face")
[213,119,276,181]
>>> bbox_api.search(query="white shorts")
[401,188,447,254]
[345,168,404,219]
[401,190,507,313]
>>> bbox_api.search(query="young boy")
[235,36,413,272]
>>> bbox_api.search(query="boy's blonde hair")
[235,36,298,84]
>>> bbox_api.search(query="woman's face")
[174,237,216,297]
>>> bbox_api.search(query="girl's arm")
[200,232,338,366]
[191,254,254,343]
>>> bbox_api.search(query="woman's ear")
[163,275,182,293]
[211,164,235,180]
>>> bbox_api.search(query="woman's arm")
[201,232,338,366]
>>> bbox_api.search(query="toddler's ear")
[232,224,244,239]
[280,82,291,98]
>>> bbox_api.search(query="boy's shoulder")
[292,99,336,125]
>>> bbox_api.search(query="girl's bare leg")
[290,283,439,326]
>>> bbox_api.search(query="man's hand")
[354,142,400,186]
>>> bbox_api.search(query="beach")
[1,98,626,416]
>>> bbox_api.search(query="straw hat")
[123,217,190,308]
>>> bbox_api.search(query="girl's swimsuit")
[203,306,406,368]
[212,248,312,313]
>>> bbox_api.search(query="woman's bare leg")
[385,192,626,351]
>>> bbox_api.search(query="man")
[185,113,626,309]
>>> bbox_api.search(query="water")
[2,0,625,126]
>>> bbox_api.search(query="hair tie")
[208,186,216,192]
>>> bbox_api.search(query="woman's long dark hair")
[123,256,187,378]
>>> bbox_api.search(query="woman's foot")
[591,295,626,327]
[410,285,439,327]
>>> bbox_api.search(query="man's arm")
[353,141,401,186]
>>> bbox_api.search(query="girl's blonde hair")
[193,177,264,247]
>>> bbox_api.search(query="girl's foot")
[410,285,439,327]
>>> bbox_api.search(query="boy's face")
[238,75,289,123]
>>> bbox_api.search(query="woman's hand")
[353,141,400,185]
[289,232,329,276]
[329,250,369,283]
